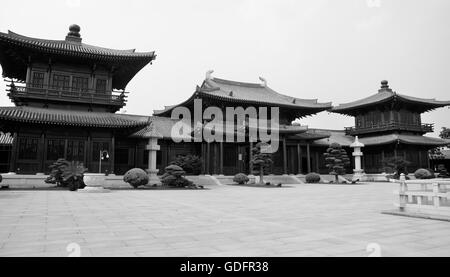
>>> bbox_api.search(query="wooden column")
[315,151,320,173]
[38,132,45,173]
[219,141,224,174]
[206,142,211,174]
[297,144,302,174]
[9,132,18,173]
[306,143,311,173]
[201,143,206,174]
[282,138,287,174]
[110,134,115,174]
[86,133,91,171]
[249,140,253,175]
[64,138,68,159]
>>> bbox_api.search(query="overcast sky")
[0,0,449,137]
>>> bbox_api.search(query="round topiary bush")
[233,173,249,185]
[414,168,434,179]
[305,172,321,183]
[123,168,149,188]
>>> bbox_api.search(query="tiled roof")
[311,130,354,147]
[201,78,332,109]
[129,116,192,140]
[332,81,450,115]
[311,130,449,147]
[0,106,150,128]
[288,129,332,141]
[154,76,332,116]
[0,30,156,90]
[0,31,155,61]
[0,132,13,145]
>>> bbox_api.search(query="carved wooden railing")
[5,79,128,106]
[345,122,434,135]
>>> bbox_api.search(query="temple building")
[152,73,333,175]
[0,25,156,174]
[329,80,450,173]
[1,25,449,177]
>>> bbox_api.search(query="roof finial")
[259,76,267,87]
[206,70,214,80]
[66,24,82,42]
[379,80,392,93]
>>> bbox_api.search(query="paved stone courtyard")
[0,182,449,257]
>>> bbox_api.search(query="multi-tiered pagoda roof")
[0,25,156,90]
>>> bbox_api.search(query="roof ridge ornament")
[66,24,82,43]
[379,80,392,93]
[206,69,214,80]
[259,76,267,87]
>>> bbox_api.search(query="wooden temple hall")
[1,25,450,176]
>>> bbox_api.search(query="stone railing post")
[399,173,407,211]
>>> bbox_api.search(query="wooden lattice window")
[52,74,70,90]
[96,79,107,93]
[31,72,45,88]
[18,137,39,160]
[67,140,85,162]
[46,139,65,161]
[72,76,89,92]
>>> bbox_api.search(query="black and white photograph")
[0,0,449,265]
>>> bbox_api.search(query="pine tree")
[251,142,273,185]
[323,143,351,183]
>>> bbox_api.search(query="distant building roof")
[311,129,449,147]
[129,116,192,140]
[0,106,150,128]
[331,80,450,116]
[0,25,156,90]
[154,74,332,117]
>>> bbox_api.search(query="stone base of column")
[78,186,111,193]
[146,169,161,185]
[352,170,366,182]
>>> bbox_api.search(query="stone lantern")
[350,136,365,181]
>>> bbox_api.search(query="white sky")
[0,0,449,137]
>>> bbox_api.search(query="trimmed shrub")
[45,158,70,186]
[251,142,273,185]
[61,161,87,191]
[437,164,450,178]
[323,143,350,183]
[160,165,195,188]
[414,168,434,179]
[123,168,149,188]
[233,173,249,185]
[305,172,321,183]
[170,154,202,175]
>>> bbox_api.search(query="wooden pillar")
[219,141,224,174]
[315,151,320,173]
[297,144,302,174]
[249,140,254,174]
[9,132,18,173]
[86,133,91,171]
[201,143,206,174]
[38,132,45,173]
[282,138,287,174]
[306,143,311,173]
[110,134,115,174]
[64,138,68,159]
[206,142,211,174]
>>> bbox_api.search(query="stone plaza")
[0,182,449,257]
